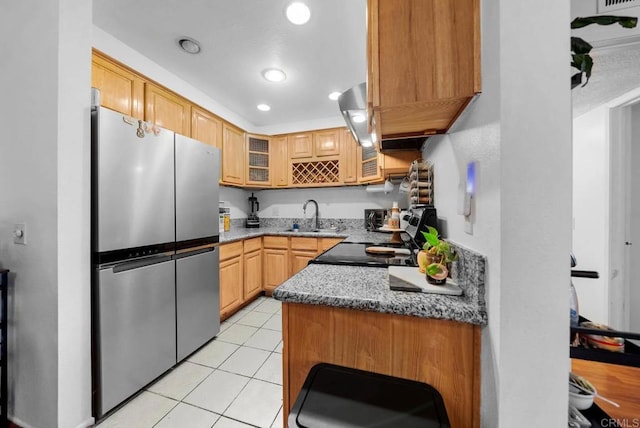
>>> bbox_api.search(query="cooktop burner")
[309,242,418,268]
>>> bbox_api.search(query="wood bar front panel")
[282,302,480,428]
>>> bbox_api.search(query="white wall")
[0,1,92,427]
[572,108,610,323]
[220,186,253,219]
[499,0,572,424]
[423,0,572,426]
[57,0,93,426]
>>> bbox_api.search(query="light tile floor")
[97,296,284,428]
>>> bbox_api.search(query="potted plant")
[417,226,457,285]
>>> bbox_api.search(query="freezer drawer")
[94,107,175,252]
[96,257,176,416]
[175,133,220,242]
[176,248,220,361]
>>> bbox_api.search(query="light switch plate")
[14,223,26,245]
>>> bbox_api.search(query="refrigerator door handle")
[174,244,217,260]
[108,254,173,273]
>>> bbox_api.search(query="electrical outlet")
[14,223,26,245]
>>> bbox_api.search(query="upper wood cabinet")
[145,83,191,135]
[288,129,341,160]
[314,129,340,157]
[357,145,383,183]
[246,135,271,186]
[222,123,246,185]
[271,136,289,187]
[91,52,144,119]
[340,129,358,184]
[288,133,313,159]
[191,105,222,148]
[367,0,481,140]
[382,150,421,176]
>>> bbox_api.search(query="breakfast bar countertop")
[273,245,488,326]
[221,226,487,326]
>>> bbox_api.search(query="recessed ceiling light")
[262,68,287,82]
[352,114,366,123]
[286,2,311,25]
[177,37,201,54]
[328,92,341,101]
[257,104,271,111]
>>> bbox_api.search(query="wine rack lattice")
[291,160,340,185]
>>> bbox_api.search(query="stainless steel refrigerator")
[91,101,220,418]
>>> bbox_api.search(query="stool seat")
[288,363,451,428]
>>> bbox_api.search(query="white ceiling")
[92,0,367,129]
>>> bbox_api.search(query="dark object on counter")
[571,315,640,368]
[404,205,438,249]
[289,363,450,428]
[310,242,418,268]
[365,208,387,231]
[246,192,260,228]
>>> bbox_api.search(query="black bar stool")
[288,363,451,428]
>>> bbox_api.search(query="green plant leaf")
[421,230,440,247]
[571,36,592,55]
[426,263,441,276]
[571,73,582,89]
[581,54,593,85]
[571,16,638,29]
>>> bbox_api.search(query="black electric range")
[309,207,437,268]
[310,242,418,268]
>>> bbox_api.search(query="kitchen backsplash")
[228,218,363,231]
[221,184,409,220]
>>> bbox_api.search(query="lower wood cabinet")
[263,236,289,293]
[219,242,244,319]
[289,250,316,277]
[319,237,343,252]
[289,237,318,277]
[243,238,263,300]
[221,235,344,306]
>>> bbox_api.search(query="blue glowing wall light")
[466,162,476,195]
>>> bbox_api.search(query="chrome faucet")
[303,199,320,230]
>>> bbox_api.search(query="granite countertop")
[273,265,486,325]
[219,226,395,245]
[220,225,487,326]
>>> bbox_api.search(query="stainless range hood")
[338,82,427,151]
